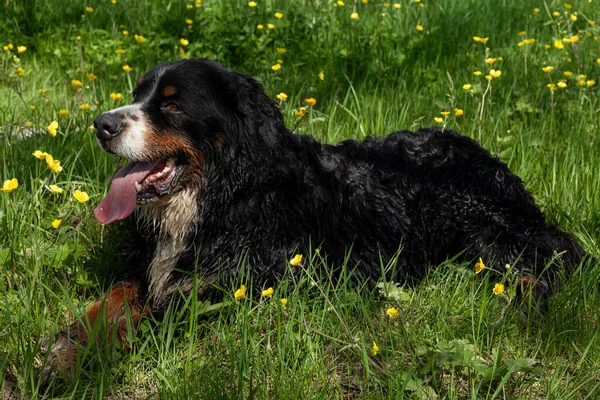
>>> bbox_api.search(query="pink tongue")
[94,161,154,225]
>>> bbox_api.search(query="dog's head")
[93,59,283,225]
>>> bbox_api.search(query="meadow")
[1,0,600,398]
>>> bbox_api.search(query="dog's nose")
[94,113,123,142]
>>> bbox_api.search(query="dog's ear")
[231,72,286,147]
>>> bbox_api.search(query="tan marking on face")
[162,85,178,97]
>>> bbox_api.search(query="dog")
[45,58,588,375]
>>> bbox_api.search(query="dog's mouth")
[94,157,185,225]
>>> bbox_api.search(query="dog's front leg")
[42,279,149,378]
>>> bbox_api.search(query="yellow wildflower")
[518,31,526,37]
[351,12,359,20]
[416,25,424,31]
[122,64,133,72]
[485,58,496,65]
[597,59,600,65]
[276,47,287,54]
[393,3,400,8]
[440,111,450,117]
[277,59,284,64]
[318,71,325,80]
[116,49,126,55]
[462,84,472,90]
[262,287,274,297]
[234,284,246,300]
[257,24,264,30]
[0,178,18,194]
[473,71,482,76]
[17,46,26,54]
[372,341,379,356]
[570,14,577,22]
[305,98,317,107]
[271,63,281,71]
[289,253,302,265]
[248,1,257,6]
[493,283,505,295]
[80,103,90,111]
[557,81,567,88]
[186,19,193,24]
[542,66,554,73]
[474,257,485,274]
[51,219,62,229]
[267,23,275,29]
[71,79,83,89]
[434,117,443,124]
[110,93,122,101]
[386,307,399,318]
[587,80,596,87]
[295,107,307,117]
[533,8,540,14]
[73,190,89,203]
[337,0,345,5]
[564,3,572,9]
[552,11,560,17]
[524,38,536,44]
[274,12,283,19]
[454,108,464,116]
[180,38,189,46]
[29,105,36,111]
[58,109,69,117]
[485,75,492,81]
[122,30,129,35]
[490,69,502,78]
[49,184,63,194]
[86,72,97,80]
[32,150,48,160]
[134,34,146,43]
[86,6,93,12]
[571,35,579,43]
[473,36,489,44]
[554,40,564,49]
[39,89,48,95]
[548,83,556,89]
[45,155,63,173]
[16,67,24,77]
[280,298,287,307]
[47,120,59,137]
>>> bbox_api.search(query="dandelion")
[86,6,93,12]
[372,341,379,356]
[462,84,472,90]
[474,257,485,274]
[116,49,126,55]
[289,253,302,265]
[110,93,122,101]
[542,66,554,73]
[485,58,497,65]
[17,46,26,54]
[51,219,62,228]
[80,103,90,111]
[416,25,424,31]
[473,36,489,44]
[587,80,596,87]
[47,120,59,137]
[337,0,345,6]
[490,69,501,78]
[305,98,317,107]
[16,67,24,77]
[280,298,287,307]
[554,40,564,49]
[73,190,89,203]
[257,24,264,29]
[454,108,464,116]
[318,71,325,80]
[557,81,567,88]
[386,307,399,318]
[49,184,63,194]
[274,12,283,19]
[234,284,246,300]
[271,63,281,71]
[71,80,83,89]
[434,117,443,124]
[0,178,18,194]
[180,38,189,46]
[493,283,505,295]
[440,111,450,117]
[473,71,482,76]
[267,23,275,29]
[186,19,193,24]
[46,155,63,173]
[32,150,48,159]
[248,1,257,6]
[262,287,274,297]
[86,72,97,80]
[295,107,307,117]
[276,47,287,54]
[134,34,146,44]
[351,12,359,20]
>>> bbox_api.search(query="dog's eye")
[162,103,180,112]
[132,89,139,98]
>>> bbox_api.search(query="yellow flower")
[187,4,193,8]
[32,150,48,160]
[533,7,540,14]
[86,72,97,80]
[134,34,146,43]
[474,257,485,274]
[80,103,90,111]
[180,38,189,46]
[17,45,26,54]
[0,178,18,194]
[524,38,536,45]
[386,307,399,318]
[416,25,424,31]
[262,287,274,297]
[350,12,359,20]
[29,105,36,111]
[45,155,63,173]
[393,3,400,8]
[16,67,24,77]
[39,89,48,95]
[587,80,596,87]
[295,107,307,117]
[49,184,63,194]
[122,30,129,35]
[454,108,464,116]
[473,71,482,76]
[552,11,560,17]
[548,83,556,90]
[116,49,126,55]
[485,75,492,81]
[485,58,496,65]
[277,59,284,64]
[274,12,283,19]
[564,3,572,9]
[47,120,59,137]
[89,125,95,131]
[557,81,567,88]
[434,117,443,124]
[362,0,368,3]
[257,24,264,30]
[462,84,472,90]
[110,93,122,101]
[51,219,62,228]
[571,35,579,43]
[542,66,554,73]
[271,64,281,71]
[122,64,133,72]
[234,284,246,300]
[554,40,564,49]
[71,79,83,89]
[473,36,489,44]
[58,109,69,117]
[490,69,501,78]
[248,1,257,6]
[493,283,505,295]
[318,71,325,80]
[280,298,287,307]
[440,111,450,117]
[597,59,600,65]
[186,19,193,24]
[267,23,275,29]
[570,14,577,22]
[73,190,89,203]
[562,38,571,44]
[86,6,93,12]
[289,253,302,265]
[337,0,345,6]
[518,31,526,37]
[372,341,379,356]
[305,98,317,107]
[76,35,81,41]
[565,70,573,77]
[276,47,287,54]
[7,43,13,49]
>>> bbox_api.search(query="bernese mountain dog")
[44,58,589,375]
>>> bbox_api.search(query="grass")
[1,0,600,398]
